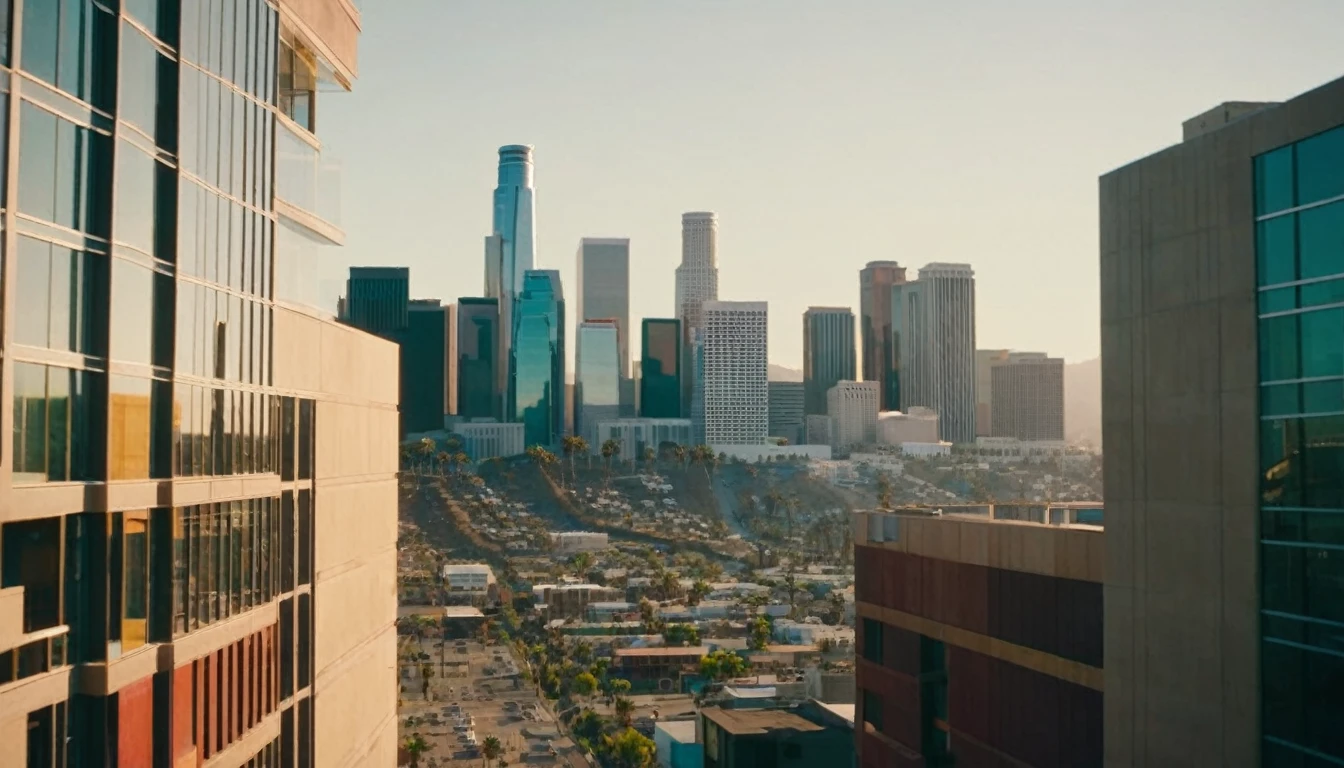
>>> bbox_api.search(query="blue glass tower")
[511,270,565,447]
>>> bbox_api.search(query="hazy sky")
[322,0,1344,368]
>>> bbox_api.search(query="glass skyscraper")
[803,306,856,416]
[575,321,621,445]
[511,269,565,447]
[458,297,500,419]
[641,318,682,418]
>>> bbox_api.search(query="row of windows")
[1261,379,1344,419]
[171,498,284,635]
[179,178,275,298]
[12,362,100,484]
[173,384,276,477]
[21,0,117,113]
[181,55,276,209]
[115,137,177,262]
[182,0,279,106]
[175,281,272,384]
[1256,200,1344,289]
[121,19,178,152]
[1259,307,1344,384]
[1257,126,1344,218]
[18,100,113,238]
[1260,415,1344,509]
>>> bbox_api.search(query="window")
[114,140,177,261]
[1262,639,1344,760]
[19,0,116,110]
[108,375,156,480]
[2,518,63,631]
[862,618,883,664]
[119,22,178,151]
[1256,215,1297,288]
[12,362,100,483]
[862,689,884,732]
[17,102,113,237]
[124,0,176,48]
[1298,201,1344,282]
[13,236,103,355]
[298,399,314,479]
[1296,127,1344,210]
[171,499,281,636]
[277,40,315,131]
[1260,314,1300,383]
[1256,145,1295,217]
[1300,308,1344,380]
[122,514,149,651]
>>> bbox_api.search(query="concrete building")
[974,349,1010,436]
[595,418,694,461]
[700,706,854,768]
[1100,81,1344,766]
[804,415,833,447]
[854,509,1103,766]
[641,318,683,418]
[702,302,769,447]
[859,261,908,411]
[549,532,610,554]
[877,408,940,446]
[892,263,977,444]
[0,2,396,765]
[676,213,720,411]
[576,238,631,376]
[451,420,525,460]
[803,307,857,416]
[656,719,703,768]
[575,320,622,445]
[989,353,1065,441]
[767,381,805,446]
[536,584,622,621]
[826,381,879,451]
[613,647,710,689]
[441,564,497,592]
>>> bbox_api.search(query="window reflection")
[172,498,280,635]
[20,0,116,111]
[278,39,315,132]
[115,140,177,261]
[12,362,99,484]
[109,257,155,364]
[17,102,113,237]
[108,375,153,481]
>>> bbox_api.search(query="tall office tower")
[675,212,719,409]
[512,270,565,447]
[891,263,977,444]
[445,303,458,416]
[989,354,1064,441]
[641,318,682,418]
[457,298,500,419]
[0,2,396,765]
[859,261,908,411]
[1101,82,1344,768]
[803,307,857,416]
[574,321,622,445]
[488,145,536,415]
[404,300,451,434]
[767,381,805,445]
[701,302,769,446]
[975,349,1011,436]
[576,239,631,375]
[346,266,411,335]
[826,381,879,450]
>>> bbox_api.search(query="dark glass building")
[511,269,565,447]
[457,297,500,420]
[640,318,681,418]
[344,266,410,335]
[803,307,856,416]
[859,261,906,411]
[403,299,450,434]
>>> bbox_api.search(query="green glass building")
[511,269,565,447]
[640,317,681,418]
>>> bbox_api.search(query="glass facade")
[640,318,681,418]
[511,269,564,447]
[1255,125,1344,766]
[575,321,620,445]
[457,298,499,419]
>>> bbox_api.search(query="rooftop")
[701,707,825,736]
[814,702,855,728]
[656,720,698,744]
[442,606,485,619]
[614,646,710,658]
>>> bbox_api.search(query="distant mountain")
[1065,357,1101,448]
[768,364,804,382]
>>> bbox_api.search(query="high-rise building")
[803,307,857,416]
[576,238,631,375]
[457,298,500,419]
[640,318,682,418]
[675,212,719,410]
[859,261,908,411]
[404,300,451,434]
[575,320,622,445]
[826,381,879,450]
[975,349,1010,436]
[892,263,977,444]
[511,270,565,447]
[488,145,536,417]
[854,507,1103,766]
[1101,82,1344,767]
[767,381,805,445]
[689,328,707,446]
[346,266,410,335]
[701,301,768,447]
[0,2,396,764]
[989,354,1064,441]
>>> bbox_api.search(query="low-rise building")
[714,444,832,463]
[699,705,854,768]
[656,720,703,768]
[587,601,638,621]
[804,415,833,447]
[956,436,1070,463]
[612,646,710,689]
[896,441,951,457]
[876,408,940,445]
[596,418,694,460]
[447,419,526,460]
[534,583,621,620]
[440,563,498,604]
[550,531,610,554]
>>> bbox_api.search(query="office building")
[689,328,707,445]
[892,263,977,444]
[641,318,682,418]
[511,269,565,447]
[449,420,525,461]
[859,261,908,411]
[803,307,857,416]
[975,349,1010,436]
[345,266,410,335]
[805,415,833,447]
[702,301,769,447]
[854,508,1102,766]
[575,320,622,445]
[595,419,694,462]
[403,299,453,435]
[0,2,396,765]
[826,381,879,450]
[767,381,805,446]
[457,298,500,420]
[676,212,720,409]
[1101,81,1344,767]
[877,408,940,446]
[700,705,854,768]
[989,354,1064,441]
[576,238,631,376]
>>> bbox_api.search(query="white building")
[674,212,720,342]
[717,444,832,463]
[595,418,693,460]
[441,563,497,593]
[899,441,953,457]
[960,436,1070,463]
[877,407,940,445]
[702,301,769,447]
[893,263,977,444]
[451,420,525,460]
[550,531,610,554]
[826,380,879,450]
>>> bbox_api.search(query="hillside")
[768,364,803,382]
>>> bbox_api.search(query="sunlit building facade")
[640,318,681,418]
[892,263,977,444]
[859,261,907,411]
[701,301,768,447]
[0,1,397,765]
[675,212,719,412]
[575,321,621,446]
[511,269,565,447]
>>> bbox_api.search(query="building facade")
[767,381,805,446]
[1100,81,1344,767]
[805,415,833,447]
[854,510,1103,767]
[456,298,499,420]
[595,419,694,462]
[450,421,525,461]
[803,307,857,416]
[859,261,907,411]
[511,270,565,447]
[576,238,631,377]
[344,266,409,335]
[641,318,682,418]
[989,354,1064,441]
[487,145,536,404]
[701,302,769,447]
[0,1,397,765]
[403,299,451,435]
[826,381,879,451]
[877,408,940,446]
[575,321,622,446]
[675,212,719,411]
[892,263,977,444]
[974,349,1009,437]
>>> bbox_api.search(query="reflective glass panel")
[1297,127,1344,209]
[1256,145,1295,217]
[108,375,153,480]
[109,257,154,364]
[1298,200,1344,282]
[1257,215,1297,288]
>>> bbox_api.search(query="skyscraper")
[488,145,537,418]
[892,263,977,444]
[575,320,622,445]
[975,348,1011,436]
[859,261,908,411]
[345,266,410,335]
[641,318,682,418]
[511,269,565,447]
[989,353,1064,441]
[0,1,396,764]
[701,301,768,446]
[576,238,631,376]
[827,380,880,449]
[803,307,857,416]
[767,381,805,445]
[675,212,719,410]
[404,299,451,434]
[1101,81,1344,767]
[457,298,500,419]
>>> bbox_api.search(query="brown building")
[986,353,1065,441]
[859,261,908,411]
[853,507,1103,768]
[612,646,710,688]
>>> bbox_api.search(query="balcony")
[275,117,344,245]
[0,624,69,687]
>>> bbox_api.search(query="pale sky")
[321,0,1344,369]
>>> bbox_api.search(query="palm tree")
[436,450,451,478]
[601,439,621,484]
[403,734,432,768]
[561,435,588,486]
[614,696,636,728]
[570,551,594,579]
[658,570,681,601]
[673,443,687,469]
[876,473,894,510]
[481,735,502,767]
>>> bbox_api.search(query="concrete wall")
[1099,76,1344,768]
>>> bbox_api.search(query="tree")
[570,551,594,578]
[614,696,637,729]
[784,571,800,611]
[482,735,502,767]
[572,671,598,700]
[609,677,632,698]
[700,649,749,681]
[658,570,681,600]
[876,472,894,510]
[688,579,711,606]
[403,734,432,768]
[562,435,588,486]
[663,623,700,647]
[748,616,772,651]
[604,727,656,768]
[673,443,687,469]
[601,438,622,484]
[642,447,656,473]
